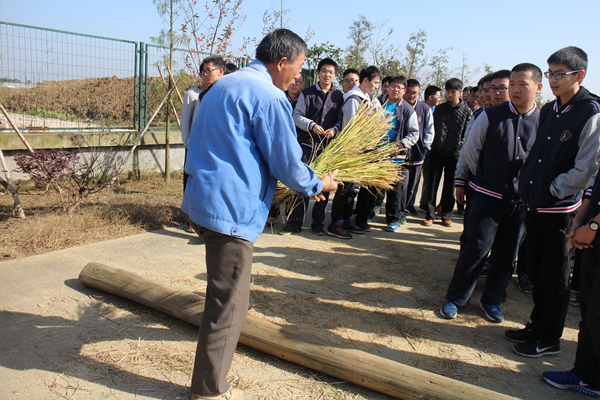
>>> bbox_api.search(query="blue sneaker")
[478,301,504,323]
[385,221,400,232]
[440,299,458,319]
[543,369,600,398]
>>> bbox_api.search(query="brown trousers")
[188,222,253,396]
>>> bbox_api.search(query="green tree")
[427,47,452,88]
[305,42,344,86]
[403,30,427,79]
[345,15,372,70]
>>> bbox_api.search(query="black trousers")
[574,246,600,387]
[330,182,358,224]
[285,143,330,230]
[445,193,526,306]
[525,212,573,343]
[404,164,423,214]
[189,224,253,396]
[425,151,458,221]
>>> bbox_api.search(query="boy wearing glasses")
[279,58,343,236]
[488,70,510,105]
[356,76,419,233]
[402,79,434,219]
[508,47,600,360]
[342,68,360,93]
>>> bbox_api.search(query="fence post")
[137,42,147,131]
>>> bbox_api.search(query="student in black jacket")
[507,46,600,358]
[423,78,471,226]
[440,63,542,323]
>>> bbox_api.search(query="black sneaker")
[517,274,533,293]
[505,323,535,343]
[278,225,301,236]
[312,226,326,236]
[356,219,371,232]
[513,339,561,358]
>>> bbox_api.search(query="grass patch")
[0,174,185,260]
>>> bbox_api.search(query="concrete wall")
[0,129,186,180]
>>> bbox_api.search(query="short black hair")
[382,76,393,85]
[469,86,479,94]
[406,78,420,88]
[547,46,588,72]
[255,28,307,64]
[424,85,441,99]
[225,63,239,75]
[478,73,494,87]
[445,78,463,91]
[389,76,407,88]
[202,56,226,70]
[343,68,360,78]
[318,58,338,73]
[490,69,511,82]
[360,65,382,83]
[511,63,542,83]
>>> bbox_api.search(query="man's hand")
[456,187,466,205]
[312,124,325,135]
[567,223,596,249]
[323,128,336,139]
[311,169,339,202]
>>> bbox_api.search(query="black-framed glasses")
[344,78,359,84]
[544,70,580,80]
[319,69,336,76]
[202,67,221,75]
[489,86,508,94]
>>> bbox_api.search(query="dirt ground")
[1,76,192,128]
[0,177,582,399]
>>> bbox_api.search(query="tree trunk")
[79,262,517,400]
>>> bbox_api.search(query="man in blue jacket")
[182,29,338,400]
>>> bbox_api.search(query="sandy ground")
[0,204,583,400]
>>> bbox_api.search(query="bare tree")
[261,0,314,43]
[152,0,189,182]
[181,0,248,74]
[456,49,481,86]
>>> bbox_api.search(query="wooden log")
[79,262,517,400]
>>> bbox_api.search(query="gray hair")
[255,29,307,64]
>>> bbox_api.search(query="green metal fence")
[0,21,198,132]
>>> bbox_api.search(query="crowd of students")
[181,44,600,399]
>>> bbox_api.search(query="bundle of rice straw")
[272,101,404,207]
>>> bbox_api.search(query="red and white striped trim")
[468,181,503,199]
[536,200,582,213]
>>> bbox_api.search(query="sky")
[2,0,599,100]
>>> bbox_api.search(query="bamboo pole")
[79,262,517,400]
[0,104,35,154]
[109,86,175,186]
